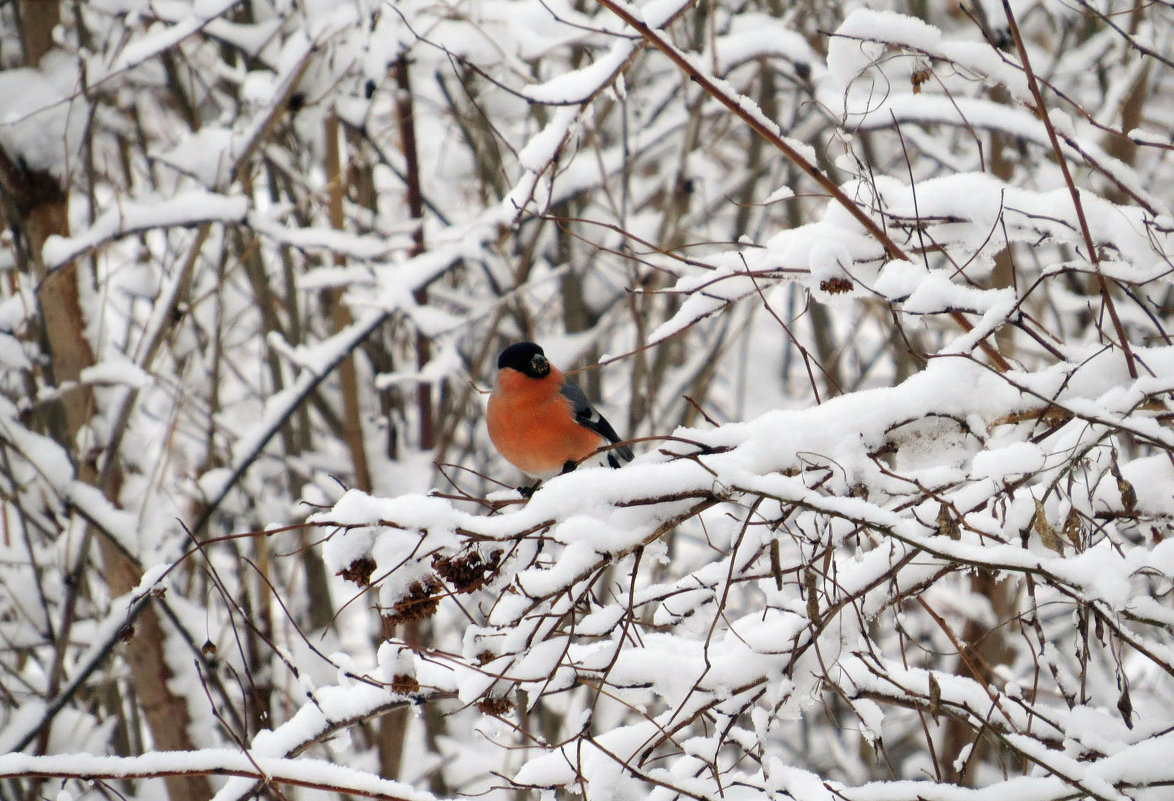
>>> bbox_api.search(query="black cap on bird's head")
[498,342,551,378]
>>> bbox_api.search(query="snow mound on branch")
[0,51,87,182]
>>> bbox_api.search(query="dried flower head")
[391,673,420,695]
[433,549,502,593]
[338,556,377,587]
[477,695,513,715]
[819,277,853,295]
[382,578,442,627]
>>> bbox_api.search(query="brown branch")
[1001,0,1137,380]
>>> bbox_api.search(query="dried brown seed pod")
[391,673,420,695]
[819,277,853,294]
[433,549,502,593]
[382,578,442,627]
[338,556,377,587]
[477,695,513,715]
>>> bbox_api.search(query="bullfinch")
[487,342,634,480]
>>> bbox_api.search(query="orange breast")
[488,369,605,478]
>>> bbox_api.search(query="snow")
[153,127,237,187]
[763,185,795,204]
[516,106,582,174]
[80,360,152,389]
[251,215,404,260]
[707,13,822,76]
[0,333,30,370]
[522,40,637,106]
[970,441,1045,480]
[0,750,437,801]
[0,51,86,181]
[827,9,1030,107]
[42,191,249,269]
[106,0,248,75]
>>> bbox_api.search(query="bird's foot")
[559,460,578,475]
[517,481,542,498]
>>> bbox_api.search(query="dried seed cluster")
[819,277,853,294]
[382,578,443,626]
[338,556,377,587]
[433,549,502,593]
[391,673,420,695]
[476,695,513,715]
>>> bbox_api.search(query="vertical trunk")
[325,113,374,493]
[988,85,1018,357]
[1100,3,1149,205]
[18,0,60,67]
[393,57,435,452]
[97,539,212,801]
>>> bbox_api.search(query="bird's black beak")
[530,354,550,377]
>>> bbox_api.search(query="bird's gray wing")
[560,382,634,466]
